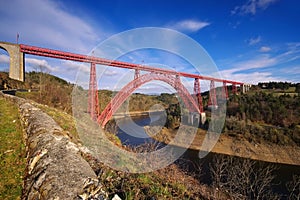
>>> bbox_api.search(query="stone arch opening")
[0,47,10,72]
[0,47,10,90]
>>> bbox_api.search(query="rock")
[112,194,122,200]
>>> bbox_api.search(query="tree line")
[258,81,300,91]
[217,89,300,146]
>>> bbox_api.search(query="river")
[115,115,299,198]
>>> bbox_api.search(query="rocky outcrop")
[0,92,105,199]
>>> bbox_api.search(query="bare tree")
[210,154,230,199]
[210,155,280,200]
[287,175,300,200]
[34,64,49,100]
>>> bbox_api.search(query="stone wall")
[0,92,101,199]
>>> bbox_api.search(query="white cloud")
[167,19,210,32]
[0,0,116,86]
[25,57,58,72]
[281,66,300,75]
[257,0,278,9]
[0,0,103,53]
[227,55,277,74]
[248,36,261,45]
[217,54,278,84]
[221,71,282,84]
[62,60,90,73]
[259,46,271,52]
[104,70,118,76]
[218,42,300,84]
[0,54,9,63]
[217,55,284,84]
[231,0,278,15]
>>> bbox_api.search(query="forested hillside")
[225,83,300,146]
[2,71,300,146]
[228,91,300,127]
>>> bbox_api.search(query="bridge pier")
[200,112,206,124]
[242,84,251,93]
[222,82,228,99]
[0,42,25,81]
[232,83,237,94]
[208,80,217,109]
[187,112,206,126]
[193,78,204,112]
[188,113,195,125]
[88,63,99,121]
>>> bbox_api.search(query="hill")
[1,71,74,112]
[225,83,300,146]
[1,72,299,198]
[2,71,300,147]
[1,71,179,114]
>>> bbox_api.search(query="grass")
[0,97,26,200]
[34,103,124,146]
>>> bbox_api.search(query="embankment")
[0,92,105,199]
[145,126,300,166]
[113,110,164,119]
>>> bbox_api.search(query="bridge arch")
[98,72,200,127]
[0,42,24,81]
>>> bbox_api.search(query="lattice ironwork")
[193,78,204,113]
[97,73,200,127]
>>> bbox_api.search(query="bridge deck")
[20,44,243,85]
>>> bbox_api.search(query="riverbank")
[113,110,164,119]
[145,126,300,166]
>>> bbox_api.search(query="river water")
[115,115,299,198]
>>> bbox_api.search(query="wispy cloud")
[259,46,272,52]
[0,0,104,53]
[62,60,90,73]
[166,19,210,32]
[218,43,300,84]
[0,52,60,73]
[0,0,117,87]
[222,71,282,84]
[231,0,278,15]
[26,57,59,72]
[104,70,119,76]
[221,55,277,75]
[0,54,9,63]
[219,58,283,84]
[281,66,300,75]
[247,36,261,45]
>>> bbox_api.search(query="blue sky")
[0,0,299,92]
